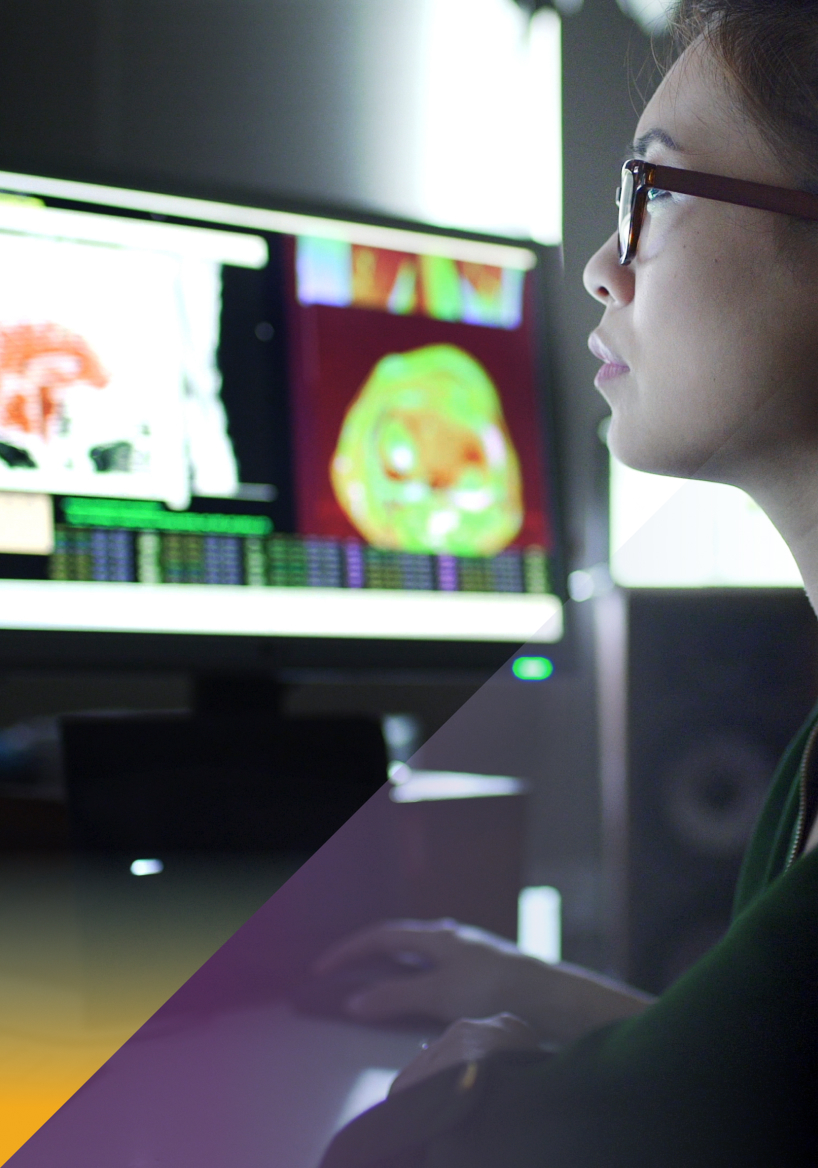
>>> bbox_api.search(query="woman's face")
[583,38,818,489]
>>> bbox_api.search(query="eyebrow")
[627,128,683,158]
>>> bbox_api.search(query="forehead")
[634,39,782,181]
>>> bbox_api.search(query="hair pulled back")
[671,0,818,188]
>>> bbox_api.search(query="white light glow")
[130,858,164,876]
[389,768,527,802]
[524,9,563,245]
[382,714,419,757]
[518,885,561,963]
[609,458,802,588]
[616,0,675,35]
[568,569,594,602]
[0,580,563,642]
[413,0,561,242]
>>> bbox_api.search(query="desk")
[12,998,431,1168]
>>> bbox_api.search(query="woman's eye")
[645,187,671,208]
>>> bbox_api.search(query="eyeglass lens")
[617,165,634,263]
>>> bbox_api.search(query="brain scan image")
[0,322,109,455]
[330,344,524,556]
[0,230,239,508]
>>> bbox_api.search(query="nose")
[582,231,634,307]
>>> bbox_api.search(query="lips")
[588,333,630,387]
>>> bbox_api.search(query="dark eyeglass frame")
[616,158,818,265]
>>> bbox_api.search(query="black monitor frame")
[0,157,572,682]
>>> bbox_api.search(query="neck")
[738,448,818,616]
[783,531,818,618]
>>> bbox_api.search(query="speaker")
[623,589,818,993]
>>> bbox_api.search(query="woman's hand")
[388,1013,543,1096]
[314,918,533,1027]
[313,918,655,1045]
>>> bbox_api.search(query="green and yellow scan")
[330,344,524,556]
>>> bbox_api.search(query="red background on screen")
[287,268,553,551]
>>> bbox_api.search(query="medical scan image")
[330,343,525,556]
[0,230,239,509]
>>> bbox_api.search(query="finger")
[415,1015,538,1063]
[389,1016,539,1096]
[437,1014,528,1047]
[480,1013,541,1048]
[389,1019,496,1095]
[312,920,457,974]
[389,1043,461,1095]
[345,973,443,1022]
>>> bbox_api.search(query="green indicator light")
[62,498,272,538]
[512,656,554,681]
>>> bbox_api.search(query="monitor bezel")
[0,156,572,677]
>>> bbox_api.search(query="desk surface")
[13,998,431,1168]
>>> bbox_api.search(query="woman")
[318,2,818,1163]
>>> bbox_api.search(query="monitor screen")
[0,169,563,655]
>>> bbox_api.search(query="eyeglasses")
[616,158,818,265]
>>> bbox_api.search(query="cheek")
[635,258,727,407]
[619,248,774,473]
[626,237,818,477]
[641,212,781,391]
[636,204,681,263]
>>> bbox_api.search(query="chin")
[606,416,708,480]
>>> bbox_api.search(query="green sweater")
[321,705,818,1168]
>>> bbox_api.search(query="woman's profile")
[318,1,818,1163]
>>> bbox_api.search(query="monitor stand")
[192,672,288,717]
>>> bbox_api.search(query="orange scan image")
[0,322,109,442]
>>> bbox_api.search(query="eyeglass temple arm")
[648,163,818,222]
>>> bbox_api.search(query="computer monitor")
[0,167,565,675]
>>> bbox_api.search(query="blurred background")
[0,0,816,1159]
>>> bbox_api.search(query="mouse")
[291,950,434,1023]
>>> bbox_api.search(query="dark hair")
[670,0,818,188]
